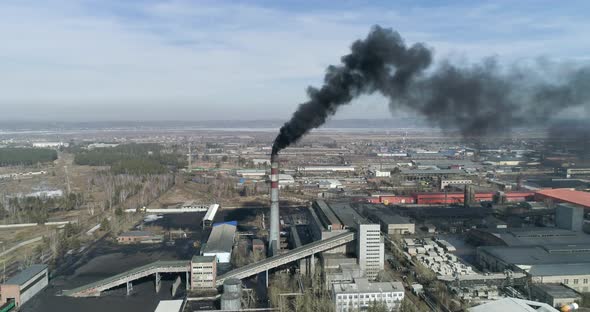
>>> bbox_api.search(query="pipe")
[269,154,280,256]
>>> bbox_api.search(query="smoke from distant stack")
[271,25,590,155]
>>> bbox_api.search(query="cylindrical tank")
[561,303,579,312]
[221,278,242,311]
[223,278,242,294]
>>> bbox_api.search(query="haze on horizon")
[1,0,589,122]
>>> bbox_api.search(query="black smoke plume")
[272,25,590,155]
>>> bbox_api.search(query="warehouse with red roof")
[534,188,590,209]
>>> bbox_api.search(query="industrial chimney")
[269,154,280,256]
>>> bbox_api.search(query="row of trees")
[74,143,186,175]
[1,192,85,224]
[0,147,57,166]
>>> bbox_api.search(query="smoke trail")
[272,25,590,155]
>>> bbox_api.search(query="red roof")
[535,188,590,208]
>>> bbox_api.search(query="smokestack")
[269,154,280,256]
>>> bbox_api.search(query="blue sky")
[1,0,588,121]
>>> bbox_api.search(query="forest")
[0,148,58,166]
[74,143,186,174]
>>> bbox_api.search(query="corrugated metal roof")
[529,263,590,276]
[4,264,47,286]
[203,223,236,253]
[203,204,219,222]
[468,298,558,312]
[532,283,580,298]
[536,188,590,208]
[315,200,341,226]
[192,255,216,263]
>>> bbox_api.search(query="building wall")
[191,260,216,289]
[0,268,48,306]
[530,285,581,308]
[333,288,404,312]
[0,285,20,306]
[475,249,512,272]
[379,196,415,205]
[387,223,416,235]
[556,204,584,232]
[532,275,590,293]
[18,269,48,306]
[357,224,384,280]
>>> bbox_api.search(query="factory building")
[235,169,267,178]
[413,191,534,205]
[362,206,415,235]
[399,168,464,181]
[32,142,68,148]
[535,188,590,209]
[311,200,384,278]
[298,166,355,173]
[313,200,344,231]
[530,283,581,308]
[380,214,415,235]
[368,169,391,178]
[116,231,163,244]
[357,224,384,280]
[202,222,237,263]
[190,256,216,290]
[468,298,559,312]
[564,167,590,178]
[469,227,590,247]
[277,174,295,188]
[332,278,404,312]
[0,264,48,307]
[371,195,415,205]
[476,246,590,292]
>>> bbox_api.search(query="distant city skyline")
[1,0,589,121]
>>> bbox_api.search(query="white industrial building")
[278,174,295,188]
[368,169,391,178]
[236,169,267,178]
[357,224,384,280]
[87,143,119,149]
[298,166,355,173]
[202,222,237,263]
[332,278,404,312]
[318,179,343,189]
[32,142,68,148]
[202,204,220,227]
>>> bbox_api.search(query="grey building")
[530,283,581,308]
[556,203,584,232]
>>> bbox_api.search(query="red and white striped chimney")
[269,154,280,256]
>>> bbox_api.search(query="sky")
[0,0,589,121]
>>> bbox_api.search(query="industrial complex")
[2,126,590,312]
